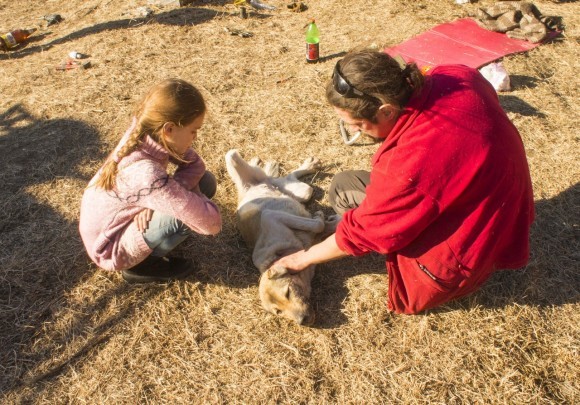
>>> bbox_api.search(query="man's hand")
[135,208,153,233]
[273,250,310,273]
[272,233,348,273]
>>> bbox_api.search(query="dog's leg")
[270,157,321,202]
[263,161,280,178]
[275,181,314,202]
[225,149,268,193]
[248,157,261,167]
[287,157,321,181]
[320,213,342,238]
[271,178,314,203]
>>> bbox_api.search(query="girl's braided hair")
[95,78,206,191]
[326,49,424,122]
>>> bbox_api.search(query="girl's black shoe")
[121,256,193,283]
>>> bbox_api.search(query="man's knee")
[329,170,370,215]
[329,172,352,214]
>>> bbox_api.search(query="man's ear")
[378,104,398,120]
[267,265,289,279]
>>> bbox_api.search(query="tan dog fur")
[225,149,335,325]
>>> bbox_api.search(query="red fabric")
[335,65,534,314]
[384,18,559,69]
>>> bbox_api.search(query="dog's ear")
[267,265,288,279]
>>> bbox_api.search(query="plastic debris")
[247,0,276,11]
[287,1,307,12]
[234,0,275,11]
[122,7,154,18]
[56,58,91,71]
[69,51,89,59]
[147,0,194,6]
[225,27,254,38]
[479,62,511,92]
[42,14,64,26]
[136,7,154,17]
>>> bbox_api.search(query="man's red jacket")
[335,65,535,314]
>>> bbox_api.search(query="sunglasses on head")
[332,62,378,101]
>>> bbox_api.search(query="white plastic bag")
[479,62,511,92]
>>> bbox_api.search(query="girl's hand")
[135,208,154,233]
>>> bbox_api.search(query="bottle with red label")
[305,19,319,63]
[0,28,37,51]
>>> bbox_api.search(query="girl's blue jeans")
[143,171,216,257]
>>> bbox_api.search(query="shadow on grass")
[19,284,164,390]
[489,182,579,308]
[433,182,579,314]
[307,180,387,329]
[509,74,541,90]
[0,5,270,60]
[312,253,386,329]
[318,51,348,63]
[0,104,264,395]
[0,104,107,393]
[499,94,547,118]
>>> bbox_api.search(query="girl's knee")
[173,218,190,236]
[199,171,217,199]
[143,215,190,257]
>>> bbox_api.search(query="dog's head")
[258,265,315,326]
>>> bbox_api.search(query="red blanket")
[384,18,559,69]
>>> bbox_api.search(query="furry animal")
[225,149,336,325]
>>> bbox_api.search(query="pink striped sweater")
[79,120,221,271]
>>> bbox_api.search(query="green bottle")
[305,19,319,63]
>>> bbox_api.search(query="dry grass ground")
[0,0,578,403]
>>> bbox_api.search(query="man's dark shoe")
[122,256,193,284]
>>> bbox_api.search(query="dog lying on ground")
[225,149,337,325]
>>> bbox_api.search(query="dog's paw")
[300,157,321,171]
[323,214,342,235]
[313,210,325,222]
[249,157,261,167]
[264,161,280,177]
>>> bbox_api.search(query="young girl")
[79,78,222,283]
